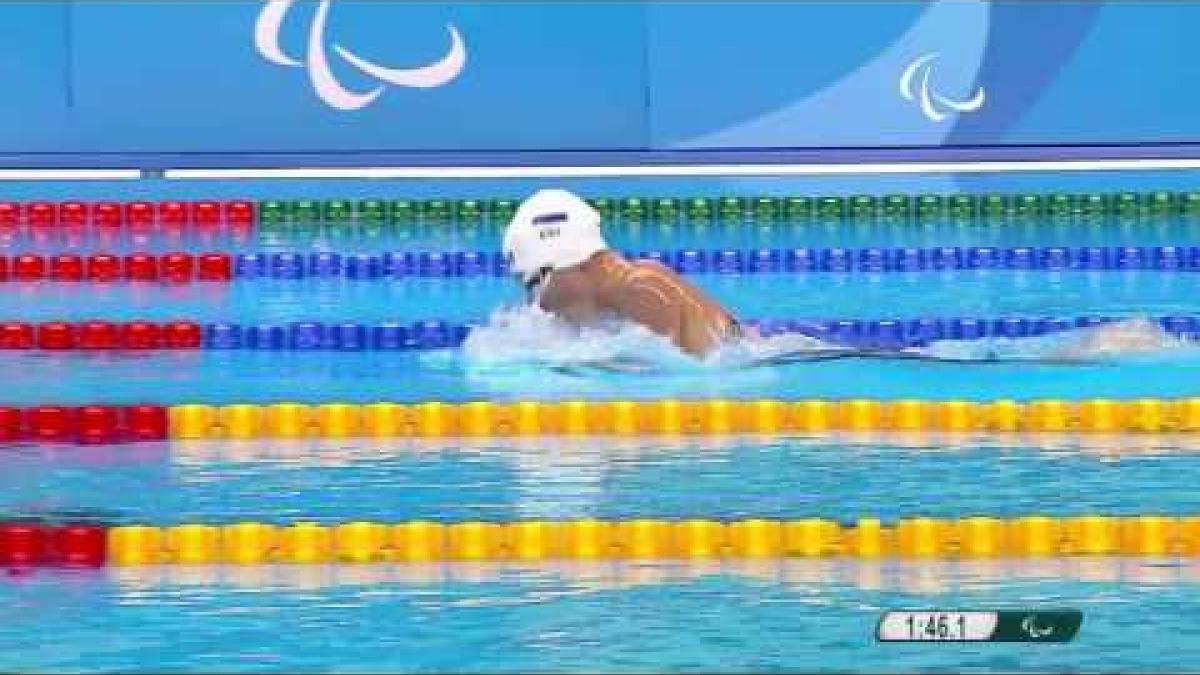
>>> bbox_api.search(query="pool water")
[6,557,1200,673]
[5,212,1200,672]
[7,433,1200,672]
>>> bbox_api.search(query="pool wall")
[2,169,1200,205]
[1,0,1197,167]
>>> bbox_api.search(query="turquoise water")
[5,558,1200,673]
[5,215,1200,671]
[6,434,1200,526]
[6,435,1200,672]
[3,269,1200,404]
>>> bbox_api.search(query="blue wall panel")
[0,2,71,152]
[68,0,647,152]
[646,1,930,148]
[0,1,1195,164]
[647,0,1195,150]
[992,1,1200,144]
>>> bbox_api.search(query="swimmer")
[501,189,1187,368]
[504,189,742,358]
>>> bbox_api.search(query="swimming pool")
[5,191,1200,672]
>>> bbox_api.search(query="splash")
[458,305,849,373]
[459,305,700,372]
[710,330,838,368]
[455,309,1193,373]
[919,318,1193,363]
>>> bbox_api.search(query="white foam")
[453,309,1194,373]
[919,318,1193,362]
[709,330,834,367]
[459,305,699,371]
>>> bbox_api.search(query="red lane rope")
[0,524,108,567]
[0,200,255,228]
[0,321,203,350]
[0,404,168,444]
[0,253,232,282]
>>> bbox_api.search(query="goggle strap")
[523,266,554,293]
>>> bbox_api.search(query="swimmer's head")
[503,189,608,299]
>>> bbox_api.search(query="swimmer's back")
[612,258,740,356]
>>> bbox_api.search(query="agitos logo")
[254,0,467,111]
[899,52,985,123]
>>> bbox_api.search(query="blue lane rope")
[189,315,1198,352]
[233,246,1200,280]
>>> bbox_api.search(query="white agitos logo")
[255,0,467,111]
[1021,615,1055,639]
[899,52,985,122]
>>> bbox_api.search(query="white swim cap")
[503,189,608,289]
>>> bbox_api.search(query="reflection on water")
[99,557,1196,594]
[5,554,1200,672]
[161,432,1200,469]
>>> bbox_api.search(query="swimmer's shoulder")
[628,258,680,280]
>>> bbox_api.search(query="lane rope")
[3,515,1197,567]
[2,314,1195,352]
[218,245,1200,279]
[6,245,1200,284]
[3,191,1199,231]
[7,398,1200,445]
